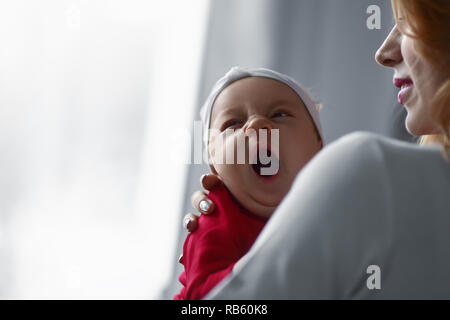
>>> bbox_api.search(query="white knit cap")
[200,66,323,160]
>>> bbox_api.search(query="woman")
[183,0,450,298]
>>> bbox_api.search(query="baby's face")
[209,77,322,218]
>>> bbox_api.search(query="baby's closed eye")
[221,119,242,130]
[271,112,290,118]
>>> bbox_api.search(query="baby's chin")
[228,185,282,219]
[216,166,287,218]
[244,199,279,219]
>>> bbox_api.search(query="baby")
[174,67,323,300]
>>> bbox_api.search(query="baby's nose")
[244,116,272,135]
[243,117,273,153]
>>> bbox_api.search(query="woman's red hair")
[392,0,450,156]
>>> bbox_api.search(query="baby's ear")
[316,133,323,149]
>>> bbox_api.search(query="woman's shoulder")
[315,131,445,173]
[299,132,390,185]
[324,131,420,158]
[287,131,448,219]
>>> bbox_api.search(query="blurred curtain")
[163,0,411,298]
[0,0,209,298]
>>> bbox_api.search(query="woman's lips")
[394,77,414,105]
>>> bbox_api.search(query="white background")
[0,0,210,299]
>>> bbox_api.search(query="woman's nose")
[375,25,403,67]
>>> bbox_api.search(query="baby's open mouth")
[251,149,279,177]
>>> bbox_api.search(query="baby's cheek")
[209,136,226,165]
[210,132,245,165]
[217,163,242,184]
[281,136,313,175]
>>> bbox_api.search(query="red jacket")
[174,184,268,300]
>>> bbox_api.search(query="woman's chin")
[404,119,417,136]
[405,112,438,136]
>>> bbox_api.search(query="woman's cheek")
[401,37,423,87]
[401,36,416,67]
